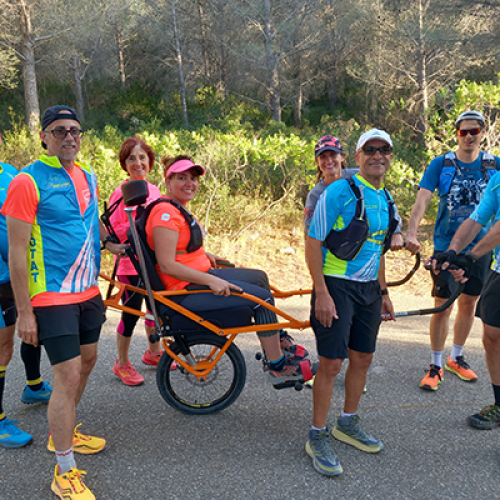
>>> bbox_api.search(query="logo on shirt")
[161,213,171,221]
[82,188,91,205]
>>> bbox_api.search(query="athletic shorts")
[431,252,491,298]
[310,277,382,359]
[34,294,106,365]
[476,270,500,328]
[0,282,16,328]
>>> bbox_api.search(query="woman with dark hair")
[143,154,315,385]
[109,136,163,386]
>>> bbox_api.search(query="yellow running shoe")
[51,465,95,500]
[48,424,106,455]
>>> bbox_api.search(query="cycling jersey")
[0,162,17,284]
[470,170,500,273]
[309,174,393,282]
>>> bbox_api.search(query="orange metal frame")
[100,273,311,381]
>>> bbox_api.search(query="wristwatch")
[380,288,389,296]
[101,235,115,251]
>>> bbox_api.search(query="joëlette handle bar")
[387,251,421,287]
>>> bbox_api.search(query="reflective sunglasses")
[361,146,393,155]
[48,128,85,140]
[457,128,482,137]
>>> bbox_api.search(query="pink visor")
[166,159,205,176]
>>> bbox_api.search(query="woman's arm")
[153,226,241,296]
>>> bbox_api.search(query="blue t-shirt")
[0,162,18,283]
[470,170,500,273]
[420,152,500,251]
[309,174,392,282]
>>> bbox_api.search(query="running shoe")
[332,414,384,453]
[268,359,316,385]
[141,349,163,366]
[445,356,478,382]
[20,381,53,404]
[467,404,500,430]
[305,428,343,476]
[279,330,309,361]
[51,465,95,500]
[112,359,144,386]
[419,364,444,391]
[0,418,33,448]
[48,424,106,454]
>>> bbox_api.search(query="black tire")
[156,333,247,415]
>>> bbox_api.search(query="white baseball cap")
[356,128,393,153]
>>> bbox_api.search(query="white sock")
[431,350,443,368]
[340,411,356,418]
[450,344,464,361]
[55,448,76,474]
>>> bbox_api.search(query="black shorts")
[34,294,106,365]
[310,277,382,359]
[431,252,491,298]
[476,270,500,328]
[0,282,16,328]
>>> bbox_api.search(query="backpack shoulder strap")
[347,177,363,219]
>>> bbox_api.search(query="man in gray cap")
[406,110,500,392]
[305,128,397,476]
[2,105,124,499]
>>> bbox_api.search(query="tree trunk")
[263,0,281,122]
[198,0,211,81]
[416,0,429,145]
[19,1,39,131]
[115,20,126,89]
[172,0,189,129]
[73,56,85,122]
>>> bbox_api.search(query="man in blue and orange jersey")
[3,106,124,500]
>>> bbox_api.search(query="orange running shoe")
[48,424,106,455]
[419,364,444,391]
[445,356,478,382]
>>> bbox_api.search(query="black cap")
[41,105,81,150]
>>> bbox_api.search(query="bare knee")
[0,326,15,365]
[318,357,343,379]
[348,352,374,372]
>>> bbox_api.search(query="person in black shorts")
[304,129,396,476]
[3,106,124,499]
[432,169,500,430]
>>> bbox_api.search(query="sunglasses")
[457,128,482,137]
[361,146,393,155]
[48,128,85,140]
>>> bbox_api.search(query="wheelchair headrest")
[121,180,149,207]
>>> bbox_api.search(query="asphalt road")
[0,293,498,500]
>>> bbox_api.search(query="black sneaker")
[467,405,500,430]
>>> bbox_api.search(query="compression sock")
[20,342,43,392]
[493,384,500,407]
[450,344,464,362]
[0,366,6,415]
[269,355,286,371]
[55,448,77,474]
[431,350,443,369]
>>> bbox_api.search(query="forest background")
[2,0,500,288]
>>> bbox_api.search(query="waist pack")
[324,177,397,261]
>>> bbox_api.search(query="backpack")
[437,151,498,197]
[134,198,204,266]
[324,177,397,260]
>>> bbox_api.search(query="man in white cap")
[305,128,397,476]
[406,110,500,392]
